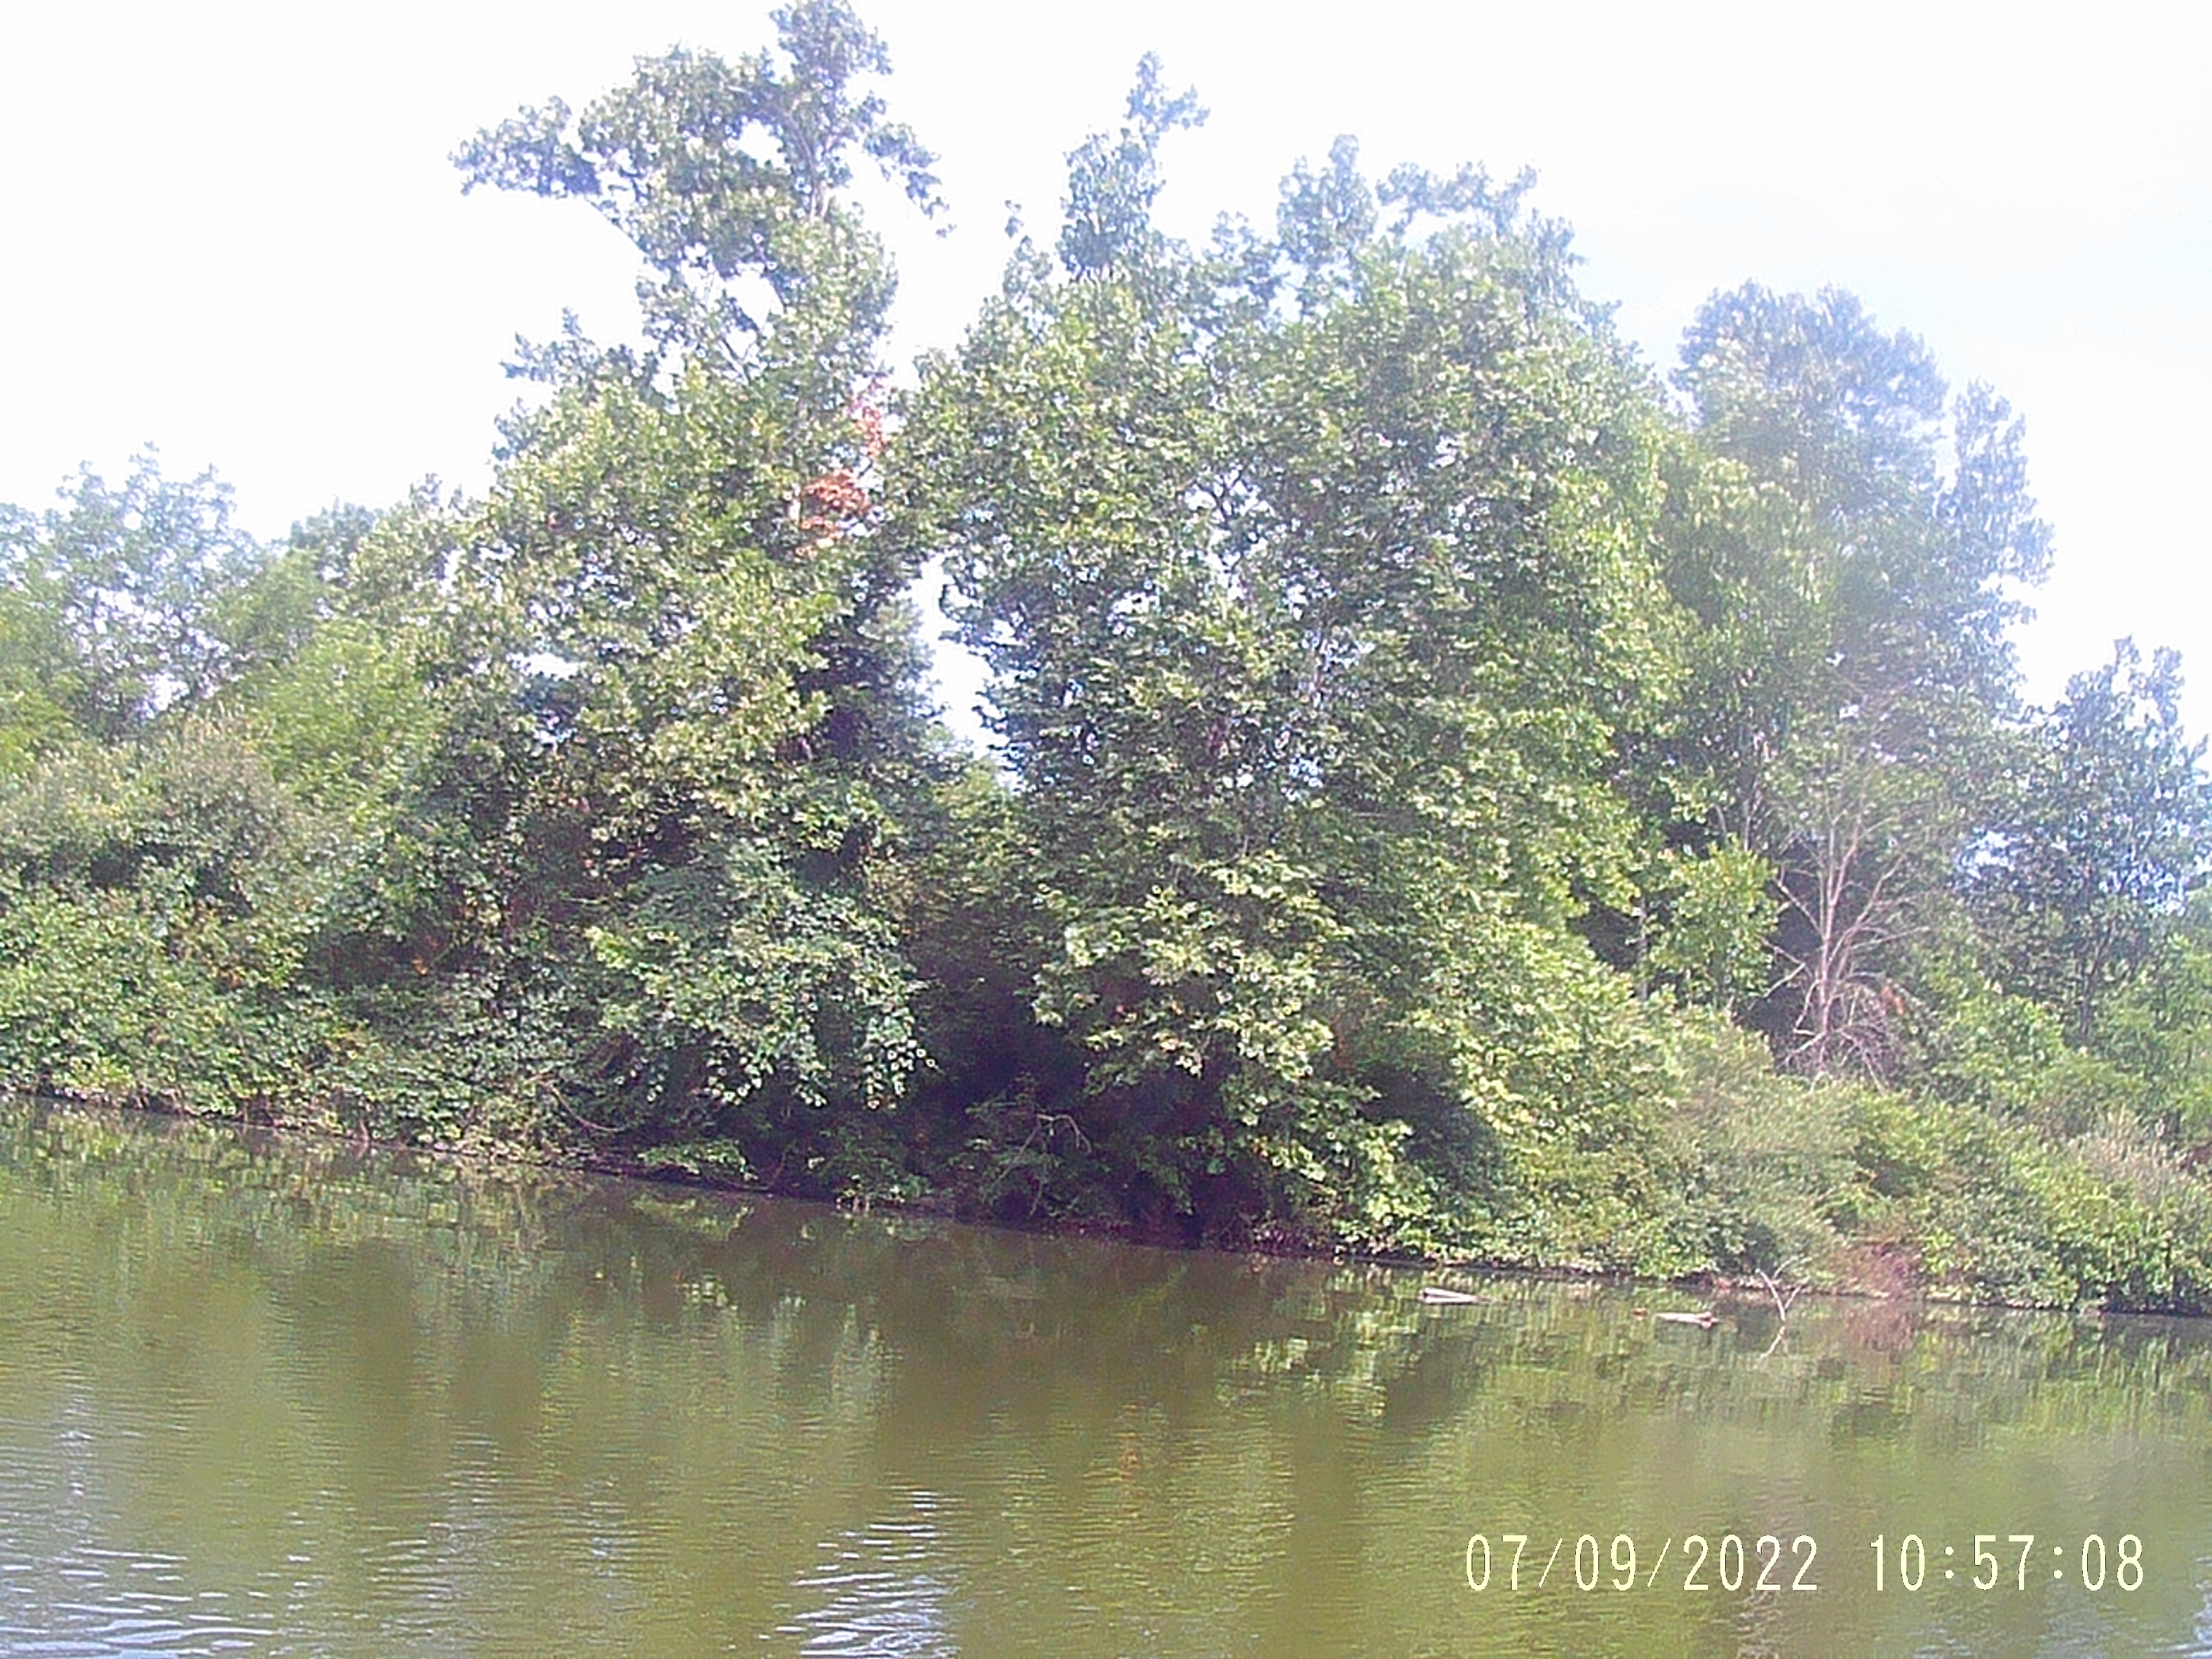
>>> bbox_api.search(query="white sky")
[4,1,2208,737]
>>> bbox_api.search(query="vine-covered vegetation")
[5,4,2210,1309]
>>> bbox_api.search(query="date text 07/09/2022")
[1462,1532,2147,1595]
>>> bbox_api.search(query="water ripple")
[777,1492,960,1658]
[0,1541,272,1658]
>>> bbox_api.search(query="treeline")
[4,4,2211,1309]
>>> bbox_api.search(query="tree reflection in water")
[1,1101,2210,1657]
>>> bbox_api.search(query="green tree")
[454,0,937,369]
[1973,641,2212,1045]
[427,0,940,1175]
[896,83,1695,1258]
[0,455,262,751]
[1669,286,2051,1076]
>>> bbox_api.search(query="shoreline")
[10,1085,2194,1322]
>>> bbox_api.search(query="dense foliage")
[4,3,2209,1309]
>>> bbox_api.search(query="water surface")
[1,1101,2208,1657]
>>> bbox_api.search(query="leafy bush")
[1848,1087,2212,1312]
[0,726,348,1116]
[1663,1016,1857,1279]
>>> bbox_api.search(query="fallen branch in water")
[1418,1285,1487,1305]
[1755,1268,1805,1326]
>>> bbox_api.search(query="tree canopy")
[1,3,2208,1310]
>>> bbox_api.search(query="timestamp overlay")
[1410,1297,2212,1659]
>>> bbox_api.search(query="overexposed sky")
[4,2,2207,732]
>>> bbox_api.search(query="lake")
[1,1100,2207,1657]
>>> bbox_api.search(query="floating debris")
[1418,1286,1487,1305]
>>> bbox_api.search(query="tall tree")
[415,1,943,1167]
[896,84,1695,1258]
[1670,286,2051,1076]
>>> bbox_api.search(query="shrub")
[1663,1016,1857,1279]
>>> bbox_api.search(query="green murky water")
[1,1101,2208,1657]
